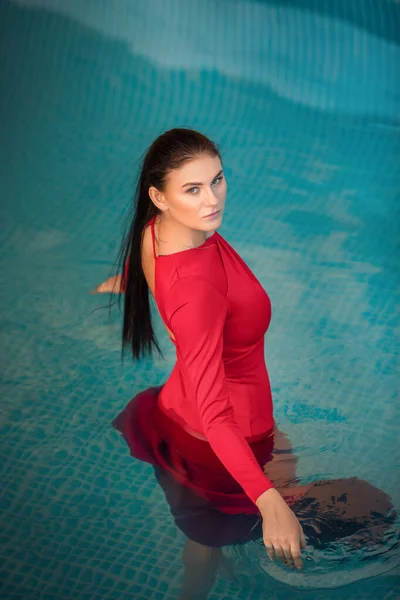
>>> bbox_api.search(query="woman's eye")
[187,176,223,194]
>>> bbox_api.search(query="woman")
[95,129,396,599]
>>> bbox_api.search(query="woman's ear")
[149,186,168,212]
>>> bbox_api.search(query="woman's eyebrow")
[181,169,223,188]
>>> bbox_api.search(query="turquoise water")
[1,0,399,598]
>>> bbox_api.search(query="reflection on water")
[233,496,400,590]
[11,0,400,117]
[234,523,399,590]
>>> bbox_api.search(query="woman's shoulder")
[156,245,228,313]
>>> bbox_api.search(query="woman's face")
[155,153,227,232]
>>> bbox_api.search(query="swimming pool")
[1,0,399,598]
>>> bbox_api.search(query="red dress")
[114,217,291,517]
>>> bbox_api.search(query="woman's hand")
[256,488,306,570]
[91,275,122,294]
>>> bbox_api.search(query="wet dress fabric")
[113,217,312,543]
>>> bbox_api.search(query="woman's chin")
[202,212,223,230]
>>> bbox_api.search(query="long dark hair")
[118,128,221,360]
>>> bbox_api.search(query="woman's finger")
[265,543,275,562]
[290,541,303,571]
[274,546,287,566]
[282,546,294,568]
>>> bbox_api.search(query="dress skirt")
[112,386,311,547]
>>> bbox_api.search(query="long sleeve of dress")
[165,276,274,505]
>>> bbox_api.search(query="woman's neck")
[155,215,209,255]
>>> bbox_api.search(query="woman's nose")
[204,187,218,206]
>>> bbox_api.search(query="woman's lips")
[203,210,221,220]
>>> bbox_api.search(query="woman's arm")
[167,276,305,569]
[167,276,273,503]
